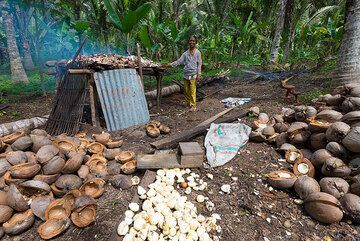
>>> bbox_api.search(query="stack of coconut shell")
[146,120,171,138]
[249,83,360,224]
[0,130,137,239]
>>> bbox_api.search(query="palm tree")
[270,0,287,63]
[338,0,360,83]
[1,0,29,83]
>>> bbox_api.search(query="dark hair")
[189,35,197,42]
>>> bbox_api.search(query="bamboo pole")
[137,43,144,88]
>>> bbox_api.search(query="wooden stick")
[131,170,157,204]
[136,43,144,88]
[68,69,94,74]
[88,76,97,127]
[156,74,162,108]
[150,107,247,150]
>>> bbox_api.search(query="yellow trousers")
[184,79,196,107]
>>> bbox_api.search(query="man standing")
[166,36,202,112]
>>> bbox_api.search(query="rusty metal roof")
[93,69,150,131]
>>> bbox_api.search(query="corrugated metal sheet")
[93,69,150,131]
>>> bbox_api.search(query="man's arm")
[170,52,185,67]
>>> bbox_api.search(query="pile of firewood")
[71,54,159,70]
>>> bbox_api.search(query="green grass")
[300,89,328,104]
[0,71,56,95]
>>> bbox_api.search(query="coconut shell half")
[33,174,60,185]
[6,151,27,165]
[87,142,104,154]
[343,127,360,153]
[308,119,331,133]
[3,171,26,185]
[11,136,33,151]
[70,195,97,228]
[159,124,171,134]
[79,178,105,198]
[304,192,343,224]
[267,170,297,189]
[316,110,343,123]
[86,156,108,175]
[92,133,111,145]
[2,130,26,144]
[115,151,135,164]
[293,158,315,178]
[53,138,77,153]
[285,149,303,164]
[121,160,137,174]
[3,209,35,235]
[104,148,122,160]
[9,163,41,179]
[146,123,160,138]
[62,153,84,174]
[340,193,360,223]
[18,180,52,197]
[319,177,349,199]
[310,149,333,169]
[38,217,71,240]
[0,158,11,177]
[31,195,54,221]
[42,156,66,175]
[45,199,71,221]
[321,157,351,177]
[106,140,123,149]
[36,145,59,164]
[0,205,14,223]
[294,176,320,199]
[6,184,28,212]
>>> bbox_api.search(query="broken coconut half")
[115,151,135,164]
[45,199,71,221]
[146,123,160,138]
[106,140,123,149]
[92,133,111,145]
[293,158,315,178]
[79,178,105,198]
[53,138,78,153]
[87,142,104,154]
[285,149,303,164]
[2,130,27,144]
[37,217,71,240]
[121,159,137,174]
[70,195,97,228]
[3,209,35,235]
[267,170,297,189]
[86,156,108,175]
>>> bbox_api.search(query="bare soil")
[1,73,359,241]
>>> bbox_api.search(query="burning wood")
[69,54,159,71]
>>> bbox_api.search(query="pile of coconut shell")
[0,129,137,239]
[249,83,360,224]
[146,120,171,138]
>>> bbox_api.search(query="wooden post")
[136,43,144,88]
[156,74,162,108]
[88,75,98,127]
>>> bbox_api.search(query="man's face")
[189,38,196,48]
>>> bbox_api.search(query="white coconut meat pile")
[117,168,221,241]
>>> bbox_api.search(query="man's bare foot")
[189,106,197,112]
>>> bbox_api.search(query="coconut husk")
[87,142,104,154]
[115,151,135,164]
[31,135,52,153]
[37,218,71,240]
[275,133,290,148]
[36,145,59,164]
[294,176,320,199]
[77,165,90,180]
[11,136,33,151]
[33,174,60,185]
[45,199,71,220]
[55,175,82,193]
[316,110,343,122]
[340,193,360,223]
[31,129,48,136]
[310,133,327,150]
[321,157,351,177]
[262,126,275,137]
[42,156,66,175]
[311,149,333,169]
[290,130,311,144]
[0,158,11,177]
[79,178,105,198]
[149,120,161,127]
[159,124,171,134]
[293,158,315,178]
[92,133,111,145]
[109,174,132,190]
[62,153,84,174]
[3,171,26,186]
[121,160,137,174]
[146,123,160,138]
[6,184,28,212]
[250,131,267,142]
[106,140,123,149]
[62,189,82,208]
[0,205,14,223]
[9,163,41,179]
[342,127,360,153]
[6,151,27,165]
[31,195,54,221]
[342,111,360,125]
[1,130,27,144]
[342,97,360,113]
[267,170,297,189]
[308,119,332,133]
[25,151,38,164]
[325,122,351,143]
[273,122,289,133]
[70,195,97,228]
[104,148,122,160]
[326,142,348,160]
[304,192,343,224]
[349,158,360,175]
[3,209,35,235]
[300,149,313,160]
[319,177,349,199]
[18,180,52,197]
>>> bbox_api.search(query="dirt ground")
[1,72,359,241]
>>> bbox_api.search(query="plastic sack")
[204,123,251,167]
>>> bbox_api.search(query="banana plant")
[103,0,152,54]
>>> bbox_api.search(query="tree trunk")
[14,5,35,71]
[338,0,360,83]
[269,0,287,63]
[2,0,29,83]
[283,0,295,62]
[34,11,46,96]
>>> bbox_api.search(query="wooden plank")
[156,74,162,108]
[179,142,203,156]
[137,153,180,169]
[150,108,247,150]
[131,170,157,204]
